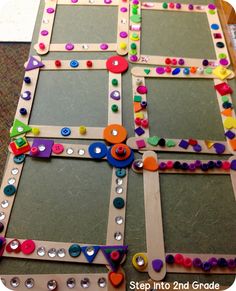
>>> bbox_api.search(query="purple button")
[188,4,194,10]
[176,3,181,9]
[110,91,121,100]
[65,43,74,50]
[130,55,138,62]
[228,259,236,269]
[104,0,112,4]
[208,257,218,267]
[41,30,48,36]
[193,144,202,152]
[156,67,165,75]
[189,163,196,171]
[47,8,55,13]
[208,4,216,10]
[195,160,202,168]
[100,43,108,50]
[21,91,31,100]
[220,59,229,66]
[133,0,139,4]
[159,162,167,170]
[178,58,185,65]
[230,160,236,171]
[120,31,128,38]
[120,7,128,12]
[71,0,78,2]
[193,258,202,268]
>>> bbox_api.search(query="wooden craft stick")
[108,73,122,125]
[58,0,119,5]
[141,2,207,12]
[229,156,236,200]
[143,151,166,281]
[106,168,128,245]
[127,137,232,155]
[40,59,107,70]
[49,43,117,53]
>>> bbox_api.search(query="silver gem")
[121,18,127,24]
[1,278,6,286]
[98,277,106,288]
[114,232,122,241]
[8,178,16,185]
[48,248,57,258]
[43,19,49,24]
[25,278,35,289]
[111,129,118,136]
[112,60,119,66]
[1,200,9,208]
[81,278,90,289]
[196,5,204,10]
[197,67,204,74]
[37,246,46,257]
[78,149,85,156]
[10,277,20,288]
[82,44,89,49]
[0,212,5,220]
[38,145,46,152]
[47,280,57,290]
[11,168,19,175]
[67,278,76,289]
[136,78,142,85]
[116,178,123,185]
[17,126,24,133]
[115,186,123,194]
[66,148,74,155]
[89,0,95,3]
[57,248,66,258]
[95,147,102,154]
[115,216,123,225]
[86,246,95,256]
[141,56,149,63]
[10,240,19,250]
[136,256,145,266]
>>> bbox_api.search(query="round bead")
[218,258,228,267]
[39,43,45,50]
[202,59,209,66]
[0,223,4,233]
[131,43,137,50]
[55,60,61,67]
[79,126,87,135]
[166,254,175,264]
[31,146,39,156]
[32,127,40,135]
[135,117,142,126]
[162,2,168,9]
[141,119,149,128]
[86,60,93,67]
[110,250,120,261]
[174,253,184,264]
[183,257,192,268]
[193,258,202,268]
[111,104,119,112]
[202,261,212,271]
[112,79,118,86]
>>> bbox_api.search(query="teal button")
[113,197,125,209]
[69,244,81,257]
[4,185,16,196]
[13,154,25,164]
[115,168,126,178]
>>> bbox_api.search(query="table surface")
[1,0,236,287]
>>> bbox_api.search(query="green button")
[4,185,16,196]
[219,53,227,59]
[111,104,118,112]
[130,15,141,23]
[132,8,138,14]
[13,154,25,164]
[205,68,213,74]
[129,49,137,55]
[134,95,142,102]
[116,168,126,178]
[113,197,125,209]
[162,2,168,9]
[222,96,229,102]
[112,79,118,86]
[15,137,26,147]
[208,10,215,15]
[69,244,81,257]
[166,140,176,147]
[131,43,137,50]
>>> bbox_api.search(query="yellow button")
[132,253,148,271]
[119,42,127,50]
[79,126,87,135]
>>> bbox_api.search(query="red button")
[174,253,184,264]
[165,58,171,65]
[86,60,93,68]
[171,59,177,65]
[55,60,62,67]
[52,144,64,154]
[21,240,36,255]
[106,56,129,74]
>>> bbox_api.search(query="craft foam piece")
[205,140,215,149]
[229,139,236,151]
[179,139,189,149]
[214,82,233,95]
[136,139,146,149]
[143,156,159,171]
[147,136,160,146]
[225,130,235,140]
[221,108,232,117]
[25,56,45,71]
[10,119,32,138]
[213,66,233,80]
[135,127,145,136]
[213,143,226,154]
[108,271,124,287]
[30,139,54,158]
[100,245,128,272]
[81,246,100,263]
[9,141,31,156]
[134,102,143,112]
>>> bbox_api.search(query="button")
[69,244,81,257]
[70,60,79,68]
[216,42,225,48]
[21,240,36,255]
[110,91,121,100]
[0,222,4,233]
[88,142,107,159]
[106,56,129,74]
[6,239,21,253]
[14,154,25,164]
[111,104,118,112]
[103,124,127,144]
[61,127,71,136]
[52,144,64,154]
[24,77,31,84]
[4,185,16,196]
[211,24,219,30]
[116,168,126,178]
[86,60,93,68]
[113,197,125,209]
[166,254,175,264]
[55,60,61,67]
[174,253,184,264]
[79,126,87,135]
[32,127,40,135]
[112,79,118,86]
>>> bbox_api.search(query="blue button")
[69,244,81,257]
[13,154,25,164]
[70,60,79,68]
[61,127,71,136]
[4,185,16,196]
[116,168,126,178]
[211,24,219,30]
[172,68,181,75]
[88,142,107,159]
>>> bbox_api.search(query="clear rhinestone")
[0,212,5,220]
[196,5,204,10]
[78,149,85,156]
[115,186,123,194]
[37,246,46,257]
[43,19,49,24]
[95,147,101,154]
[1,278,6,286]
[66,148,74,155]
[121,18,127,24]
[48,248,57,258]
[81,278,90,289]
[67,278,76,288]
[136,78,142,85]
[111,129,118,136]
[97,277,106,288]
[8,178,16,185]
[47,280,57,290]
[136,256,145,266]
[10,277,20,288]
[10,240,19,249]
[11,168,19,175]
[116,178,123,185]
[114,232,122,241]
[115,216,123,225]
[112,60,119,66]
[86,246,95,256]
[1,200,9,208]
[89,0,95,3]
[25,278,35,289]
[57,248,66,258]
[38,145,46,152]
[82,44,89,49]
[17,126,24,133]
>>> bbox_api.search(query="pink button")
[52,144,64,154]
[21,240,36,255]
